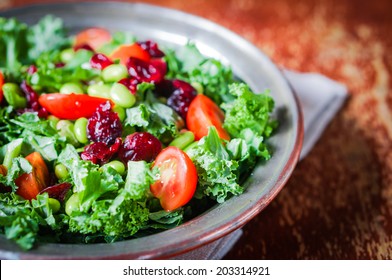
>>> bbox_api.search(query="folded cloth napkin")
[172,70,348,260]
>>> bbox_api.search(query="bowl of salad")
[0,2,303,259]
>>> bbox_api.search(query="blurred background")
[1,0,392,259]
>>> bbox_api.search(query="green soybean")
[191,81,204,93]
[48,198,61,213]
[47,115,60,129]
[103,160,126,175]
[112,105,126,122]
[2,83,27,109]
[60,82,84,94]
[102,64,128,82]
[110,83,136,108]
[56,120,79,146]
[87,83,111,99]
[60,48,75,63]
[55,163,69,180]
[74,117,89,144]
[169,131,195,150]
[65,193,80,216]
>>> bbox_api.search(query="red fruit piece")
[39,182,72,201]
[20,80,48,118]
[118,77,139,94]
[127,57,166,84]
[118,132,162,163]
[87,101,122,145]
[137,40,165,58]
[81,137,122,165]
[167,79,197,119]
[90,53,113,70]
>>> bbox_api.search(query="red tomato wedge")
[150,147,197,211]
[186,94,230,141]
[39,93,112,120]
[15,152,49,200]
[74,27,112,51]
[109,43,150,65]
[0,71,4,102]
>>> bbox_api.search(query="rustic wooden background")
[2,0,392,259]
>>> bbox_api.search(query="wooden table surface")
[2,0,392,259]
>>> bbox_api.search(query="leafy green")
[122,161,155,201]
[0,156,32,192]
[97,31,136,55]
[186,127,243,203]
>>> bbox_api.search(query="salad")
[0,15,277,250]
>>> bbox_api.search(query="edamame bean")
[56,120,79,146]
[191,81,204,93]
[55,163,69,180]
[101,64,128,82]
[103,160,126,175]
[110,83,136,108]
[2,83,27,109]
[112,105,126,122]
[48,198,61,213]
[74,117,89,144]
[65,193,80,216]
[60,48,75,63]
[87,83,111,99]
[47,115,60,129]
[169,131,195,150]
[60,82,84,94]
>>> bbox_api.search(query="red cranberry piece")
[74,44,94,52]
[19,81,49,118]
[118,77,139,94]
[167,79,197,119]
[127,57,166,84]
[27,65,37,75]
[155,79,174,98]
[87,101,122,145]
[118,132,162,163]
[81,137,122,165]
[137,40,165,58]
[90,53,113,70]
[55,62,65,68]
[39,182,72,202]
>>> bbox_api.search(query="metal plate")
[0,2,303,259]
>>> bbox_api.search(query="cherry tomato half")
[150,146,197,211]
[109,43,151,65]
[15,152,49,200]
[38,93,112,120]
[0,71,4,102]
[74,27,112,51]
[186,94,230,141]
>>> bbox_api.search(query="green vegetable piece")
[73,117,88,144]
[60,82,84,94]
[56,120,79,146]
[191,81,204,93]
[48,198,61,213]
[169,131,195,150]
[102,64,128,82]
[47,115,60,129]
[3,138,23,170]
[87,83,111,99]
[60,48,75,63]
[112,105,126,122]
[2,83,27,109]
[54,163,69,180]
[103,160,126,176]
[110,83,136,108]
[65,192,80,216]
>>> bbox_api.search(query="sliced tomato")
[109,43,150,65]
[0,71,4,102]
[186,94,230,141]
[74,27,112,51]
[150,146,197,211]
[39,93,112,120]
[15,152,49,200]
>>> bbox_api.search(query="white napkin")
[172,70,348,260]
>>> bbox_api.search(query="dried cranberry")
[19,81,49,118]
[55,62,65,68]
[90,53,113,70]
[118,77,139,94]
[127,57,166,84]
[39,182,72,201]
[27,65,37,75]
[118,132,162,163]
[81,138,122,165]
[137,40,165,58]
[74,44,94,52]
[87,101,122,145]
[155,79,174,98]
[166,79,197,119]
